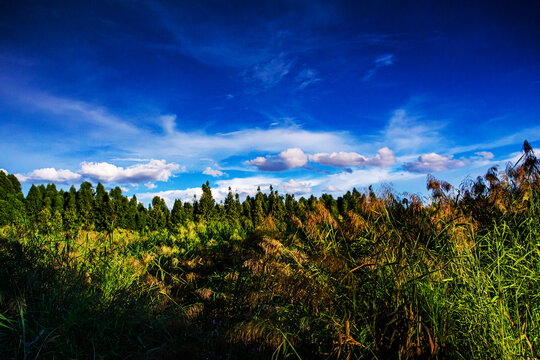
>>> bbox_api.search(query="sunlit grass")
[1,145,539,358]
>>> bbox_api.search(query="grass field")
[1,147,539,359]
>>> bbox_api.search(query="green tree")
[136,203,147,231]
[148,196,168,230]
[253,187,265,226]
[26,184,43,220]
[224,187,240,221]
[126,195,138,230]
[94,182,112,231]
[197,181,215,221]
[171,199,185,226]
[77,182,94,228]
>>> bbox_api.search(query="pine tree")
[171,199,185,226]
[253,188,265,226]
[77,181,94,228]
[197,181,215,221]
[94,182,112,231]
[224,187,238,221]
[26,184,43,219]
[126,195,138,230]
[0,172,25,228]
[136,202,147,231]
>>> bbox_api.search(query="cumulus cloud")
[80,159,181,183]
[403,153,466,173]
[16,168,82,183]
[203,167,226,177]
[309,147,395,168]
[246,148,308,171]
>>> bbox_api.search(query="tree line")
[1,140,538,236]
[0,173,381,235]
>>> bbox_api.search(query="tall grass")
[1,179,539,358]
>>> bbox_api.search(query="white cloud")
[309,147,395,167]
[80,159,181,183]
[474,151,494,160]
[111,158,152,162]
[375,54,395,66]
[279,179,313,195]
[16,168,82,183]
[137,175,316,207]
[29,93,139,134]
[324,185,338,192]
[161,114,177,135]
[203,167,226,177]
[363,53,396,81]
[296,68,321,90]
[449,126,540,154]
[247,53,294,87]
[7,88,358,168]
[0,169,7,175]
[214,176,278,199]
[246,148,308,171]
[319,167,422,193]
[404,153,466,173]
[137,188,203,208]
[144,182,157,189]
[384,109,443,153]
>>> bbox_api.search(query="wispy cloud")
[203,167,226,177]
[295,68,321,90]
[27,92,139,134]
[161,114,177,135]
[363,54,396,81]
[6,88,358,168]
[449,126,540,154]
[383,109,444,153]
[245,53,294,88]
[318,167,422,193]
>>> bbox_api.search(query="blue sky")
[1,0,540,205]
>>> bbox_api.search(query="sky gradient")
[1,0,540,205]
